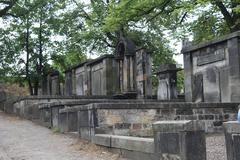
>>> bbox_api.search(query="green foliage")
[177,70,184,94]
[1,0,239,95]
[51,127,61,133]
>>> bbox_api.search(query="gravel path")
[206,134,227,160]
[0,111,228,160]
[0,111,123,160]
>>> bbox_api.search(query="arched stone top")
[115,37,136,59]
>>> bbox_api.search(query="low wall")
[58,102,239,137]
[0,91,18,113]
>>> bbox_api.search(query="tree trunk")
[26,16,34,95]
[214,1,240,32]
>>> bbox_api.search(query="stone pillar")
[223,121,240,160]
[64,70,72,96]
[136,48,152,99]
[47,74,52,95]
[157,64,180,100]
[153,120,206,160]
[123,55,136,94]
[41,74,48,95]
[72,69,76,95]
[51,71,61,95]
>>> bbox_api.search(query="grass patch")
[52,127,61,133]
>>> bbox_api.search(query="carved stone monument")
[50,71,60,95]
[115,37,152,98]
[136,48,152,98]
[115,36,137,97]
[64,69,72,96]
[182,31,240,102]
[157,64,180,100]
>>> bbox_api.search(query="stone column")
[41,74,48,95]
[47,74,52,95]
[72,69,76,95]
[51,71,61,95]
[64,70,72,96]
[136,48,152,99]
[123,56,136,93]
[153,120,206,160]
[157,64,180,100]
[223,121,240,160]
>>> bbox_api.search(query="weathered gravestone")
[157,64,180,100]
[64,69,72,96]
[182,31,240,102]
[51,71,61,95]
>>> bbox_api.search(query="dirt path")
[0,111,122,160]
[0,111,228,160]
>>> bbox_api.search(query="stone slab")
[153,120,203,132]
[92,134,111,147]
[223,121,240,133]
[110,135,154,153]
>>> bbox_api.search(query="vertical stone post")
[47,74,52,95]
[223,121,240,160]
[153,120,206,160]
[136,48,152,99]
[157,64,180,100]
[64,69,72,96]
[51,71,61,95]
[72,69,76,95]
[41,74,48,95]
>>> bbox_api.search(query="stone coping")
[45,99,158,108]
[93,134,154,154]
[86,54,115,66]
[182,31,240,53]
[13,95,114,103]
[153,120,203,132]
[38,99,159,110]
[58,102,240,113]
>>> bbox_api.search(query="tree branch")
[0,0,17,17]
[212,0,235,30]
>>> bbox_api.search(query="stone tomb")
[115,37,152,98]
[72,55,117,96]
[182,31,240,102]
[41,71,61,95]
[157,64,180,100]
[65,37,152,98]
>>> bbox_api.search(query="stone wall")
[53,102,239,137]
[92,103,238,136]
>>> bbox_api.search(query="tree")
[103,0,240,43]
[0,0,70,95]
[0,0,17,17]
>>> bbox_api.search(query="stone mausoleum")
[183,31,240,103]
[63,36,152,99]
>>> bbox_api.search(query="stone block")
[68,112,78,132]
[92,134,111,147]
[111,135,154,153]
[59,112,68,133]
[153,120,206,160]
[223,121,240,160]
